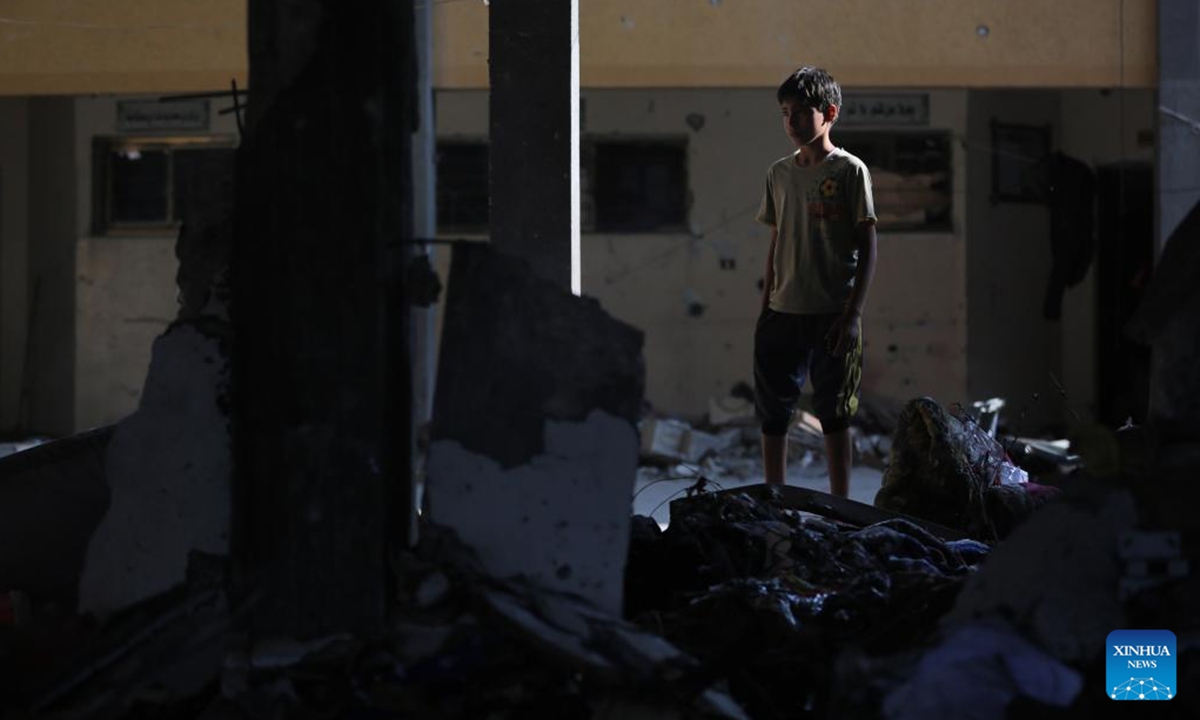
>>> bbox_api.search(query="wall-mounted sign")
[117,100,210,133]
[839,94,929,126]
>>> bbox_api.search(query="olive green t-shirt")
[756,148,876,314]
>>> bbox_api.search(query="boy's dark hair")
[777,66,842,119]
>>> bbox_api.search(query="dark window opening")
[837,131,953,232]
[93,137,235,235]
[589,140,688,233]
[436,141,489,233]
[433,137,690,235]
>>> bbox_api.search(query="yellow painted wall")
[0,1,246,95]
[0,0,1154,95]
[436,0,1156,89]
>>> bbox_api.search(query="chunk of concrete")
[425,244,644,614]
[639,417,690,463]
[78,322,231,617]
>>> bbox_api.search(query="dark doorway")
[1095,162,1153,426]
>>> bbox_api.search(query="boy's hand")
[825,311,860,356]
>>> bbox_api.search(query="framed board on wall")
[990,121,1050,204]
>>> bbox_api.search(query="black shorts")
[754,309,863,436]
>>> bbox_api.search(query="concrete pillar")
[235,0,415,638]
[488,0,581,294]
[1158,0,1200,254]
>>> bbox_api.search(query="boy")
[754,66,877,497]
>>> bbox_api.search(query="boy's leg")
[762,433,788,485]
[823,428,852,497]
[754,309,806,485]
[810,314,863,497]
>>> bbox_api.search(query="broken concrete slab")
[428,412,638,615]
[639,417,690,463]
[78,322,231,618]
[430,243,643,467]
[640,417,739,465]
[425,243,643,615]
[680,427,740,464]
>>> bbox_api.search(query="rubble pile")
[6,525,752,720]
[625,489,992,720]
[636,388,900,489]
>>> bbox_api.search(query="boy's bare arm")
[845,220,877,316]
[762,227,778,313]
[827,221,877,355]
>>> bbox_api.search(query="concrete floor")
[631,456,884,528]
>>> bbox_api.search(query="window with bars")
[836,131,953,232]
[586,138,688,233]
[92,136,236,235]
[435,137,690,235]
[435,141,490,233]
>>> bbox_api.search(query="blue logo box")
[1107,629,1177,701]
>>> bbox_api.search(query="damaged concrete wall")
[77,319,231,616]
[436,88,972,419]
[437,87,1155,426]
[0,98,29,434]
[426,244,643,615]
[5,85,1158,437]
[76,146,235,618]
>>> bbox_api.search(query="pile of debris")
[625,487,991,719]
[4,479,1190,719]
[636,386,898,489]
[3,524,754,720]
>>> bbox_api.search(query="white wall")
[0,98,29,434]
[964,89,1156,433]
[966,90,1061,431]
[3,86,1154,436]
[437,88,972,420]
[866,92,970,413]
